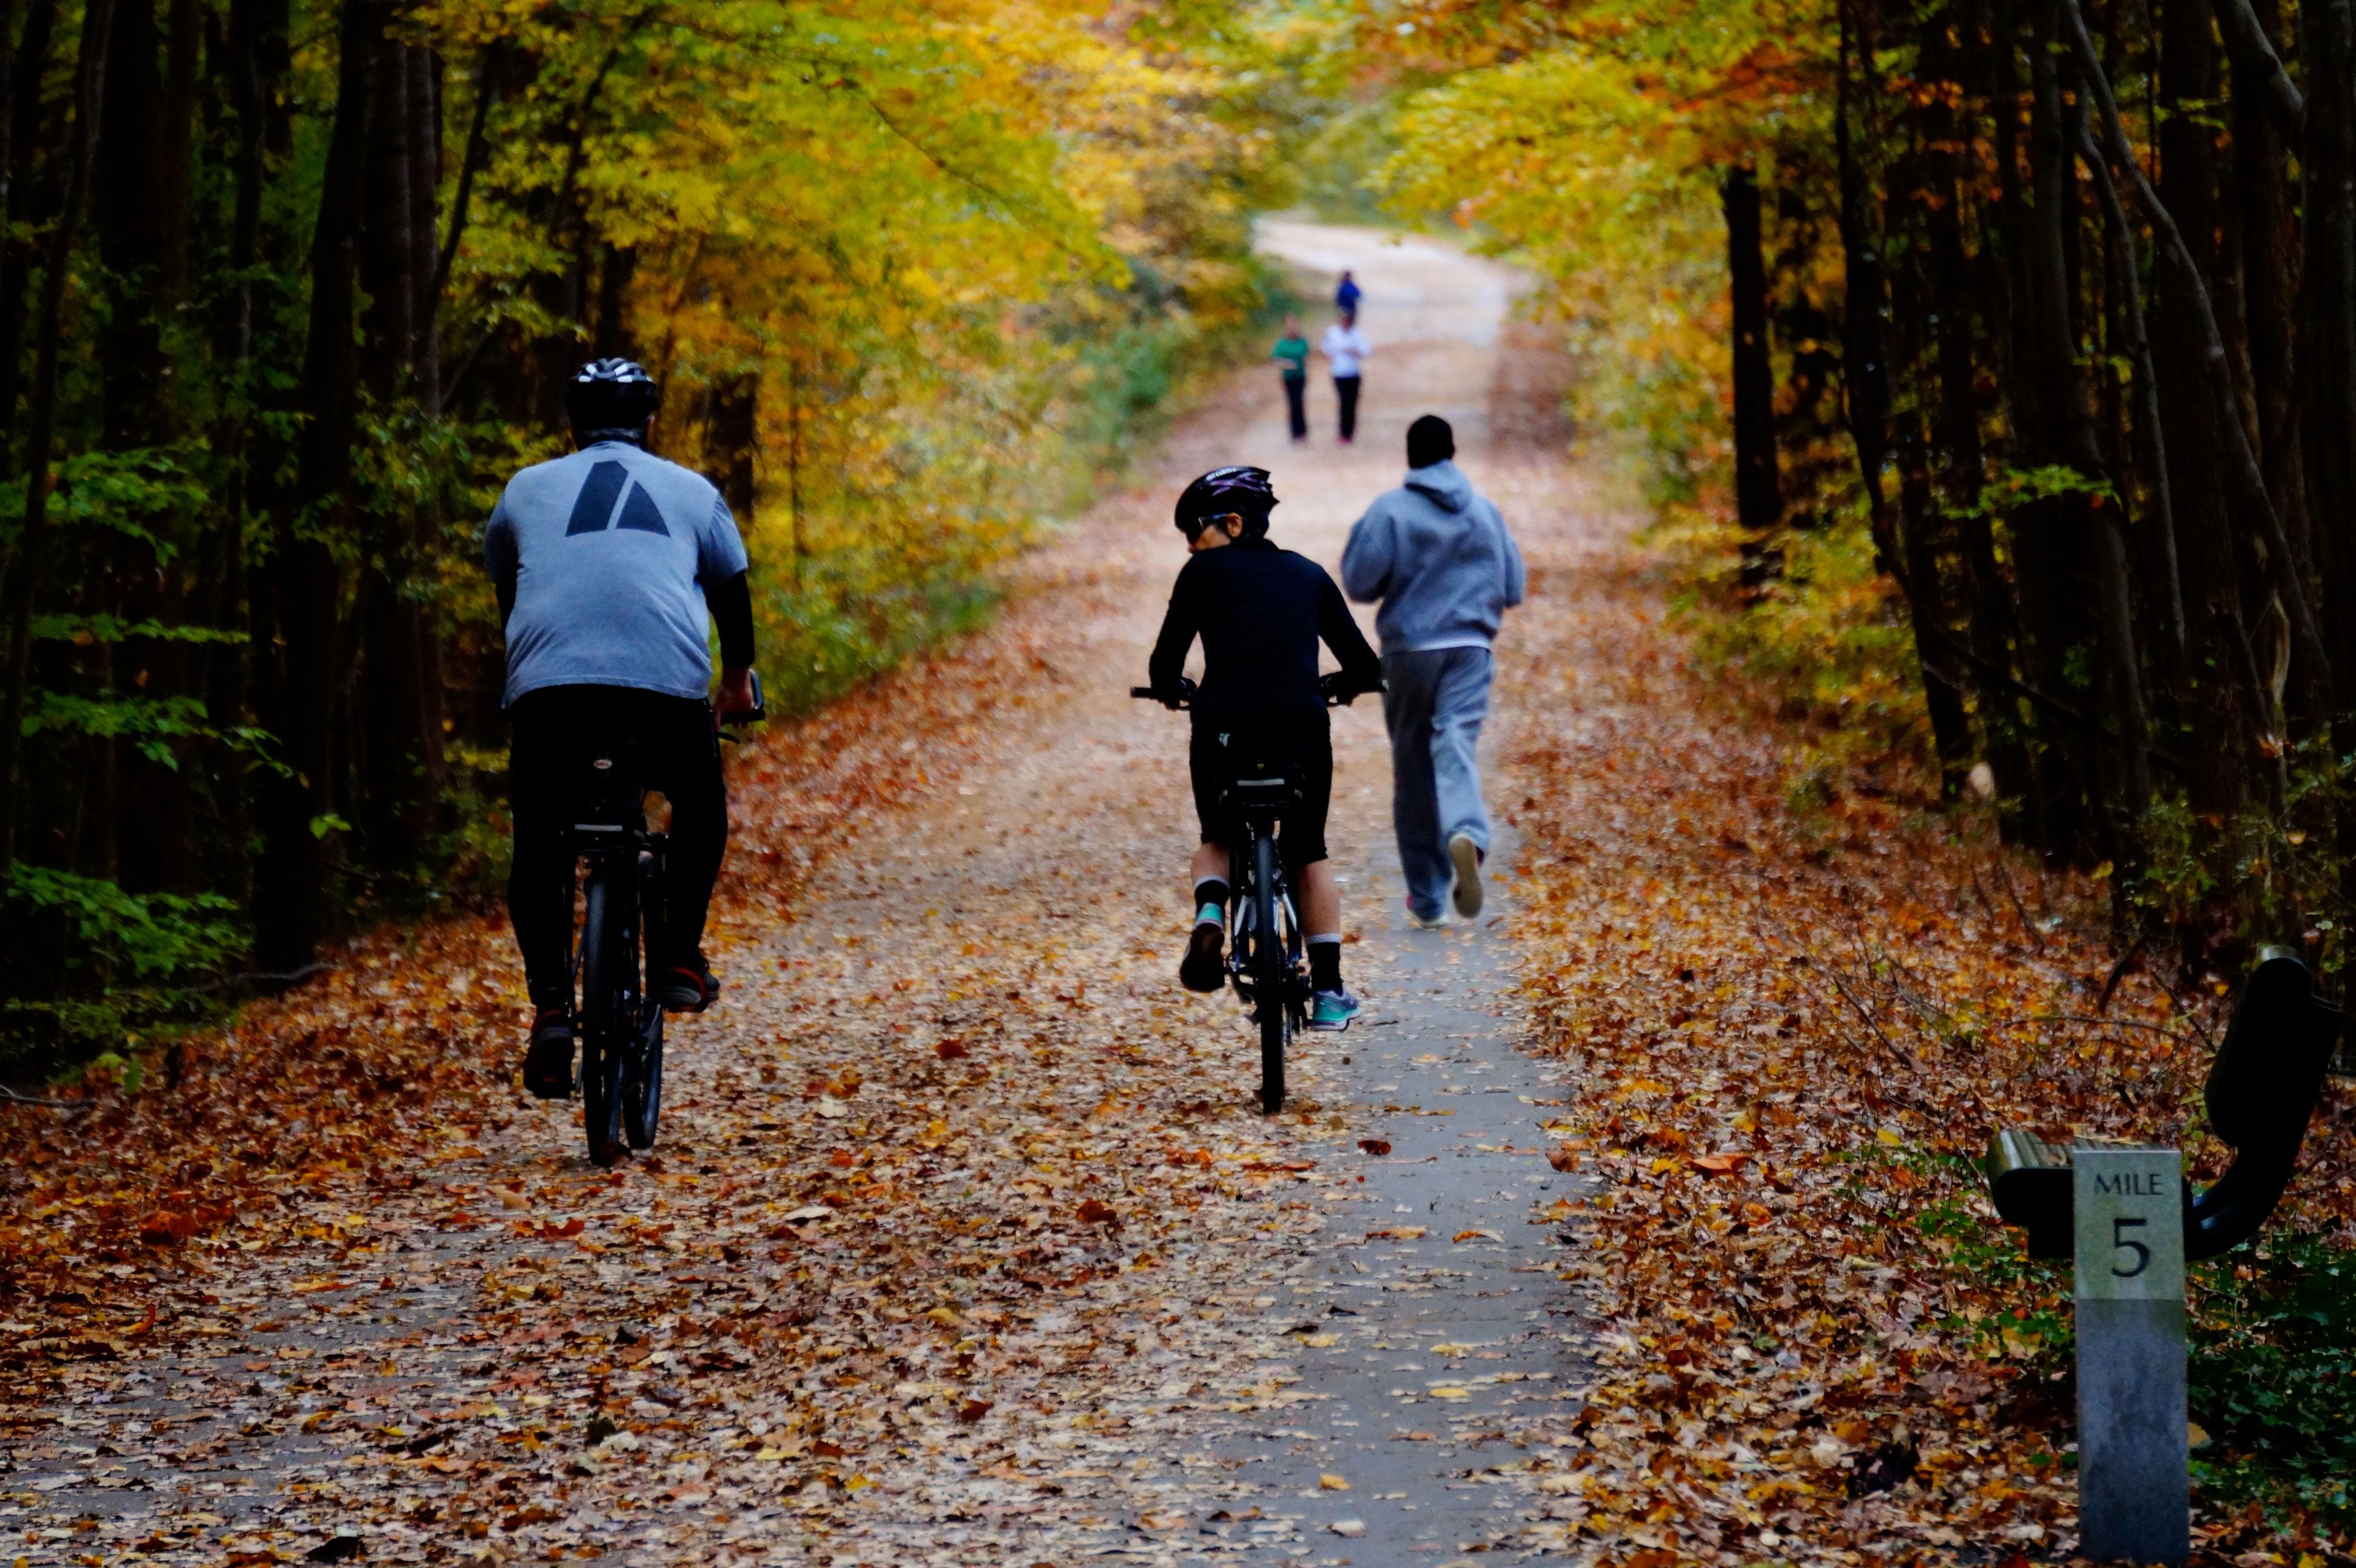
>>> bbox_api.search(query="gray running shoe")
[1449,832,1485,919]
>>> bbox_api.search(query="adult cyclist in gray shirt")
[482,359,760,1099]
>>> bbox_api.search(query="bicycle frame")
[1223,803,1304,1014]
[568,750,671,1166]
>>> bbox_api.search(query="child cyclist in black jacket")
[1147,467,1385,1030]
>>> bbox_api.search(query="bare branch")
[2212,0,2304,138]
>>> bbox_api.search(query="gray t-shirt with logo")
[482,441,751,707]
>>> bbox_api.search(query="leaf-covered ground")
[7,223,2354,1568]
[1497,483,2356,1560]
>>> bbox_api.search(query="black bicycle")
[1132,676,1367,1115]
[568,677,766,1166]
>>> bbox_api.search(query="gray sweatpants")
[1380,647,1494,920]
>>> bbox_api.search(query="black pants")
[1283,374,1307,440]
[1189,718,1333,877]
[506,685,727,1010]
[1333,374,1361,441]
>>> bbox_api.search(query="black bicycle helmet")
[564,358,660,439]
[1174,466,1277,539]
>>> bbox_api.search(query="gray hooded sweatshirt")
[1340,460,1525,653]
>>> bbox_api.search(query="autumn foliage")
[0,0,1288,1075]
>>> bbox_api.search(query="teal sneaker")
[1308,989,1361,1031]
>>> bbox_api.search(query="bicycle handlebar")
[1130,677,1380,711]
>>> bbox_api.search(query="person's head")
[1407,413,1455,470]
[1174,465,1277,552]
[1341,270,1354,282]
[1284,314,1301,336]
[564,358,660,448]
[1339,308,1357,329]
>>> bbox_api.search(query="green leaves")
[2,864,245,982]
[18,691,268,769]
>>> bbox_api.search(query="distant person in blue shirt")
[1336,270,1362,315]
[1342,415,1525,928]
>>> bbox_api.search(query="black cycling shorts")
[1190,721,1332,874]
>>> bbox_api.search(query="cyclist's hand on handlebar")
[1157,676,1198,710]
[712,666,760,730]
[1320,671,1380,707]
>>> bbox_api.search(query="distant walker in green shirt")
[1272,315,1311,442]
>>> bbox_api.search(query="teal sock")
[1193,877,1230,926]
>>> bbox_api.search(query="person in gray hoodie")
[1341,415,1525,924]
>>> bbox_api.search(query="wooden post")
[2073,1143,2189,1565]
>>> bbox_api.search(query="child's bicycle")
[1131,676,1366,1114]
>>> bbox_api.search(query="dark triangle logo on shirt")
[614,482,669,535]
[563,460,670,538]
[564,461,629,536]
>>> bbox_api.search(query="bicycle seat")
[1222,772,1299,823]
[571,748,648,837]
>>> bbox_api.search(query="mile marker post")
[2073,1142,2189,1564]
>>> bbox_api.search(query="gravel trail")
[5,223,1612,1568]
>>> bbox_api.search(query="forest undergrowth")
[1505,504,2356,1556]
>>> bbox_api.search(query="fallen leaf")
[1452,1228,1503,1242]
[1688,1151,1750,1174]
[1357,1138,1392,1156]
[1319,1472,1350,1490]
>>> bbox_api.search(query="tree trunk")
[0,0,115,870]
[94,0,166,447]
[709,371,758,525]
[0,0,57,459]
[2234,0,2306,600]
[2304,0,2356,722]
[1724,166,1780,578]
[253,0,379,966]
[158,0,196,302]
[1837,4,1971,788]
[2006,0,2101,856]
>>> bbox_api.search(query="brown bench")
[1986,945,2341,1262]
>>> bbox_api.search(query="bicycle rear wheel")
[623,1004,664,1150]
[579,863,633,1167]
[1252,832,1287,1115]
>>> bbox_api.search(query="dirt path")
[4,225,1610,1567]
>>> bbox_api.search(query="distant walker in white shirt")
[1321,309,1371,445]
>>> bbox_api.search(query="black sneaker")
[1179,922,1226,993]
[656,954,720,1013]
[523,1009,574,1099]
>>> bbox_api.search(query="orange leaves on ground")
[1488,515,2309,1557]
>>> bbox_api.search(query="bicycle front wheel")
[579,862,633,1167]
[1252,832,1286,1115]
